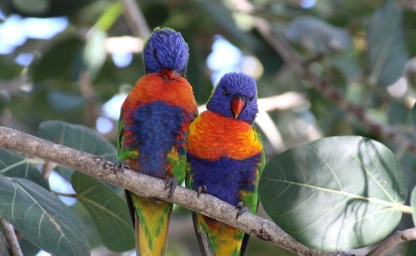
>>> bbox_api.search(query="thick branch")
[0,216,23,256]
[0,126,343,256]
[367,228,416,256]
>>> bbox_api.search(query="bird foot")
[196,185,208,197]
[236,201,249,219]
[165,177,179,198]
[113,161,131,174]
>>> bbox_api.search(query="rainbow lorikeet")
[117,28,197,256]
[186,72,265,256]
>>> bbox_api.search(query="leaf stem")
[398,204,413,214]
[53,191,78,198]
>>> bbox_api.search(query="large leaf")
[259,136,407,251]
[19,239,40,256]
[367,1,408,87]
[71,172,134,251]
[0,176,89,255]
[0,149,48,189]
[39,120,118,179]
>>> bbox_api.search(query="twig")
[121,0,151,38]
[0,126,348,256]
[41,160,53,181]
[367,228,416,256]
[0,216,23,256]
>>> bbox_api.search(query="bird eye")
[222,87,230,96]
[249,95,255,101]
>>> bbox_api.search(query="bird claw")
[113,161,130,174]
[236,201,249,219]
[196,185,208,197]
[165,177,179,198]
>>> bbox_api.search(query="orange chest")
[123,73,197,114]
[188,111,262,161]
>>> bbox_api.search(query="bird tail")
[196,214,246,256]
[132,194,172,256]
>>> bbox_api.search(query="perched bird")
[117,28,197,256]
[186,72,265,256]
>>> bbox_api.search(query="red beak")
[161,68,176,80]
[231,97,246,119]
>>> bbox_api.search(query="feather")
[186,72,264,256]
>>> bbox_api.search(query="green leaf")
[32,36,83,82]
[48,90,85,111]
[0,176,89,255]
[39,120,118,180]
[286,16,352,54]
[0,149,48,189]
[12,0,50,15]
[95,2,123,31]
[367,1,408,87]
[71,172,134,251]
[83,27,107,79]
[20,239,40,256]
[259,136,407,251]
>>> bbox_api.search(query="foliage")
[260,136,407,251]
[1,0,416,255]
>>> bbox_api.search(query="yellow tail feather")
[132,195,172,256]
[197,214,244,256]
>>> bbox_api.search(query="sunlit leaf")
[286,16,352,54]
[367,1,408,86]
[0,176,89,255]
[71,172,134,251]
[83,27,107,78]
[259,136,407,251]
[39,120,118,180]
[0,149,48,189]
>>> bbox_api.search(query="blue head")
[206,72,258,124]
[143,28,189,78]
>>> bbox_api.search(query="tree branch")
[0,126,347,256]
[366,228,416,256]
[0,216,23,256]
[121,0,151,38]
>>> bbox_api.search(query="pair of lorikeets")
[117,27,265,256]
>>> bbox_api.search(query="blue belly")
[187,153,261,206]
[129,101,193,178]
